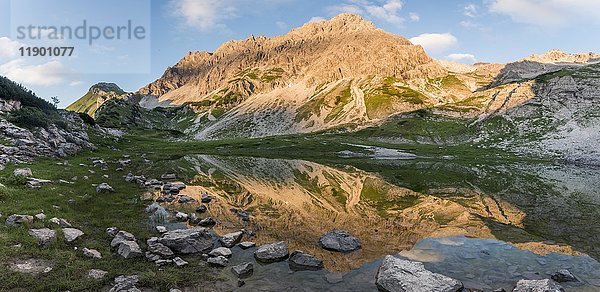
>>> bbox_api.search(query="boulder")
[6,214,34,226]
[207,256,228,267]
[231,262,253,278]
[111,230,136,248]
[96,183,115,193]
[63,228,84,242]
[198,217,216,227]
[239,241,256,249]
[83,248,102,259]
[13,168,32,177]
[195,205,208,213]
[173,257,188,267]
[88,269,108,280]
[319,230,361,252]
[49,217,72,228]
[147,237,174,258]
[106,227,119,237]
[117,241,143,258]
[34,213,46,220]
[220,231,243,248]
[289,250,324,271]
[513,279,564,292]
[178,195,196,204]
[254,241,289,263]
[175,212,188,222]
[201,195,213,203]
[158,228,214,254]
[109,275,139,292]
[28,228,57,247]
[209,247,232,258]
[375,256,463,292]
[156,226,168,233]
[551,270,578,283]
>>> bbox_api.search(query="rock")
[319,230,361,252]
[254,241,289,263]
[188,213,201,225]
[147,238,174,258]
[156,226,168,233]
[155,259,172,266]
[195,205,208,213]
[111,230,136,248]
[207,256,228,267]
[96,183,115,193]
[513,279,564,292]
[220,231,243,248]
[28,228,57,247]
[88,269,108,280]
[237,279,246,287]
[197,217,216,227]
[551,270,578,283]
[201,195,213,203]
[173,257,188,267]
[178,195,196,204]
[169,289,183,292]
[83,248,102,259]
[117,241,143,258]
[289,250,324,271]
[109,275,139,292]
[34,213,46,220]
[158,228,214,254]
[6,214,34,226]
[375,256,463,292]
[231,262,253,278]
[106,227,119,237]
[13,168,32,177]
[239,241,256,249]
[63,228,84,242]
[175,212,188,222]
[49,217,72,228]
[161,173,176,180]
[209,247,232,258]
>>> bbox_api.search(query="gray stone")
[254,241,289,263]
[173,257,188,267]
[88,269,108,280]
[49,217,72,228]
[155,259,172,266]
[117,241,142,258]
[195,205,208,213]
[158,228,214,254]
[209,247,232,258]
[375,256,463,292]
[6,214,34,226]
[207,256,228,267]
[198,217,216,227]
[178,195,196,204]
[231,262,253,278]
[28,228,57,247]
[289,250,323,271]
[551,270,578,283]
[147,238,174,258]
[156,226,168,233]
[175,212,188,222]
[63,228,84,242]
[13,168,32,177]
[513,279,564,292]
[319,230,361,252]
[96,183,115,193]
[169,289,183,292]
[220,231,243,248]
[106,227,119,237]
[111,230,136,248]
[83,248,102,259]
[34,213,46,220]
[109,275,140,292]
[239,241,256,249]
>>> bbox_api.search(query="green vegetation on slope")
[363,77,429,120]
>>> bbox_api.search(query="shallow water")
[146,155,600,290]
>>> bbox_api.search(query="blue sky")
[0,0,599,107]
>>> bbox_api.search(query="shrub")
[8,107,50,129]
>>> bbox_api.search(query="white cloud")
[0,59,66,86]
[169,0,237,31]
[460,20,477,28]
[445,53,477,65]
[463,4,478,18]
[0,37,24,60]
[328,0,405,24]
[69,80,84,87]
[309,16,327,23]
[489,0,600,27]
[409,12,420,22]
[409,33,458,54]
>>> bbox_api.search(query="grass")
[363,78,429,119]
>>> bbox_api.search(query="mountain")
[66,83,127,117]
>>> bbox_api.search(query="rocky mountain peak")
[90,83,125,95]
[524,49,600,64]
[290,13,378,35]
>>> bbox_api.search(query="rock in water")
[207,256,228,267]
[220,231,243,248]
[254,241,289,263]
[238,241,256,249]
[289,250,324,271]
[28,228,57,247]
[319,230,361,252]
[231,262,253,278]
[96,183,115,193]
[209,247,232,258]
[513,279,564,292]
[62,228,84,242]
[551,270,578,283]
[117,241,142,258]
[375,256,463,292]
[158,228,214,254]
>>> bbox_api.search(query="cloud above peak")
[169,0,237,31]
[489,0,600,27]
[328,0,405,24]
[409,33,458,54]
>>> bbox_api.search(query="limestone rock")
[513,279,564,292]
[117,241,142,258]
[158,228,214,254]
[28,228,57,247]
[231,262,253,278]
[96,183,115,193]
[88,269,108,280]
[6,214,34,226]
[319,230,361,252]
[208,247,232,258]
[111,230,136,248]
[83,248,102,259]
[254,241,289,263]
[220,231,243,248]
[63,228,84,242]
[289,250,323,271]
[207,256,228,267]
[375,256,463,292]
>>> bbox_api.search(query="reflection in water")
[146,155,600,290]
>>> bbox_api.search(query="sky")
[0,0,599,108]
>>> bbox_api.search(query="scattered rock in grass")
[106,227,119,237]
[155,259,172,266]
[96,183,115,193]
[109,275,139,292]
[117,241,143,258]
[195,205,208,213]
[156,226,168,233]
[220,231,243,248]
[319,230,361,252]
[83,248,102,259]
[161,173,176,180]
[173,257,188,267]
[169,289,183,292]
[34,213,46,220]
[209,247,232,258]
[13,168,32,177]
[207,256,228,267]
[198,217,216,227]
[254,241,289,263]
[49,217,72,228]
[188,213,201,225]
[201,195,213,203]
[231,262,253,278]
[513,279,564,292]
[376,256,463,292]
[8,258,53,275]
[5,214,34,226]
[175,212,188,222]
[158,228,214,254]
[63,228,84,242]
[289,250,324,271]
[147,237,175,258]
[551,270,578,283]
[178,195,196,204]
[238,242,256,249]
[111,230,136,248]
[28,228,57,247]
[88,269,108,280]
